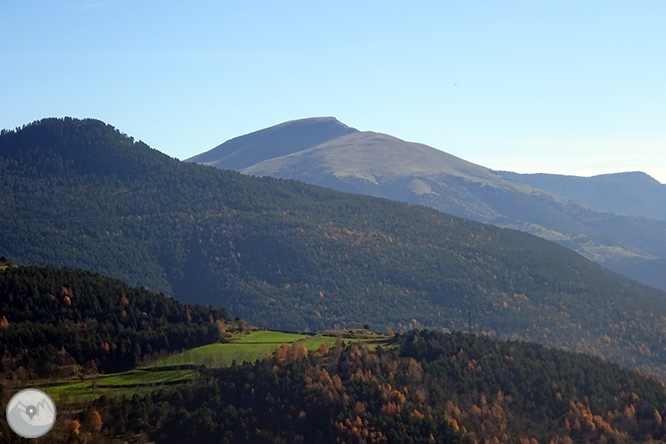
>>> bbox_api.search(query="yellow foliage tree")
[316,342,330,356]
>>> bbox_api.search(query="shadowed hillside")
[189,118,666,292]
[3,117,666,377]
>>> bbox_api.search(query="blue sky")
[2,1,665,182]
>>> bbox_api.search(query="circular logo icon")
[6,389,57,438]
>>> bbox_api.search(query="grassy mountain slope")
[3,118,666,377]
[190,118,666,292]
[501,170,666,221]
[187,116,357,170]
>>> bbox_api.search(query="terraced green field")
[150,330,331,368]
[43,330,389,403]
[43,369,197,403]
[235,330,309,343]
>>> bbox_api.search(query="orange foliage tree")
[90,410,103,432]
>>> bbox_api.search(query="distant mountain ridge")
[188,117,666,292]
[500,170,666,221]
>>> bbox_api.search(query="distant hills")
[4,117,666,377]
[500,170,666,221]
[189,117,666,292]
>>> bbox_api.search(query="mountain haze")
[190,118,666,292]
[5,117,666,377]
[500,170,666,221]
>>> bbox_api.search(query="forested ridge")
[32,330,666,444]
[0,264,230,376]
[3,118,666,377]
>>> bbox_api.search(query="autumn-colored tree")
[60,286,73,298]
[335,416,388,443]
[90,411,103,432]
[316,342,330,356]
[215,319,227,335]
[0,316,8,328]
[85,360,98,375]
[272,343,291,363]
[291,342,308,359]
[69,419,80,435]
[380,402,400,417]
[411,409,425,420]
[406,357,423,382]
[120,295,130,307]
[319,368,333,384]
[354,401,366,416]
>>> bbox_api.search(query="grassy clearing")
[148,331,317,368]
[149,342,279,368]
[42,330,391,402]
[149,330,390,368]
[45,380,130,403]
[42,369,198,403]
[99,369,197,386]
[233,330,308,343]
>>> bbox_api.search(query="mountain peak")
[590,171,662,185]
[186,117,358,170]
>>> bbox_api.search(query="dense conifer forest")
[0,265,229,376]
[25,330,666,444]
[3,118,666,378]
[1,266,666,443]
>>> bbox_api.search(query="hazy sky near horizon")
[2,1,665,182]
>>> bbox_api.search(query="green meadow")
[44,369,197,403]
[43,330,389,403]
[149,330,342,368]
